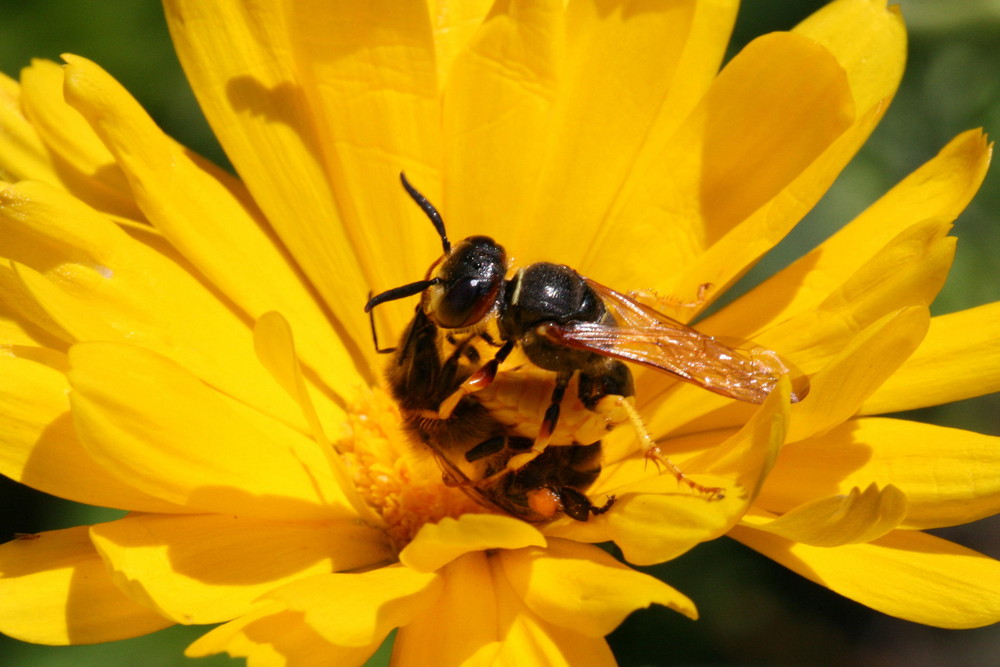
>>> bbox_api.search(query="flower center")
[338,387,485,549]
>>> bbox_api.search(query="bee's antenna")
[400,172,450,254]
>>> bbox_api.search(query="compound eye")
[434,276,497,328]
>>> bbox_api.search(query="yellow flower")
[0,1,998,665]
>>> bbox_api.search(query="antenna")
[400,172,450,254]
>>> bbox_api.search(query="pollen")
[338,387,485,550]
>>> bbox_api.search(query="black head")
[364,174,507,330]
[423,235,506,328]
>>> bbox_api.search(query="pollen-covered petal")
[707,129,989,341]
[731,523,1000,629]
[0,526,172,645]
[61,55,361,410]
[399,514,546,573]
[501,539,697,637]
[863,302,1000,414]
[0,179,309,431]
[590,30,853,295]
[0,356,187,513]
[88,514,391,625]
[67,342,353,520]
[262,565,443,647]
[185,601,380,666]
[758,417,1000,530]
[163,1,377,364]
[19,59,142,221]
[748,483,908,547]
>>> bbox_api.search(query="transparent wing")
[539,278,809,404]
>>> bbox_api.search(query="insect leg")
[505,370,573,472]
[437,339,515,419]
[366,291,397,354]
[609,397,725,500]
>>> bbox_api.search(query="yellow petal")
[61,55,364,407]
[655,304,930,442]
[393,551,502,666]
[0,262,73,349]
[440,0,561,272]
[67,342,353,520]
[263,565,442,647]
[653,0,739,139]
[707,129,989,342]
[758,417,1000,530]
[288,1,444,289]
[88,514,390,624]
[784,306,930,442]
[513,1,701,265]
[795,0,906,113]
[685,374,790,501]
[185,600,379,666]
[163,0,376,365]
[580,374,789,565]
[427,1,493,85]
[0,526,172,644]
[0,179,307,431]
[0,71,62,187]
[492,553,618,667]
[0,356,186,513]
[395,551,618,667]
[731,524,1000,629]
[399,514,546,573]
[590,31,852,298]
[748,483,908,547]
[501,539,696,637]
[601,473,738,568]
[491,614,616,667]
[602,380,787,566]
[253,311,376,523]
[657,0,908,307]
[18,59,142,221]
[863,301,1000,413]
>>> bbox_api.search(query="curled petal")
[501,539,697,637]
[759,417,1000,530]
[399,514,546,573]
[731,525,1000,629]
[748,483,908,547]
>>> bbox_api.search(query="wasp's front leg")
[437,339,515,419]
[504,370,573,472]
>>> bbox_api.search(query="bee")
[376,300,614,522]
[366,174,809,521]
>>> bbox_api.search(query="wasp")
[366,174,809,521]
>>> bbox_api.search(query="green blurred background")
[0,0,997,665]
